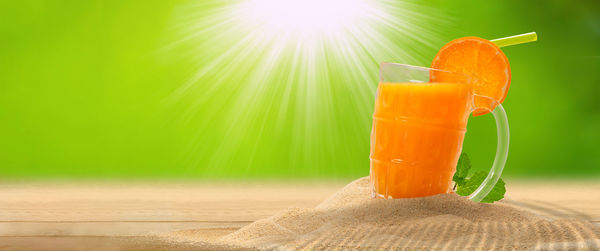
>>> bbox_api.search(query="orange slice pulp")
[431,37,511,116]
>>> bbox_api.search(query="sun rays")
[164,0,447,176]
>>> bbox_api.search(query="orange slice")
[431,37,511,116]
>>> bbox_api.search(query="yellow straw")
[491,32,537,47]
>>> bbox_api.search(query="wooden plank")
[0,182,344,221]
[0,181,345,237]
[0,222,246,237]
[0,180,598,240]
[0,200,324,222]
[504,180,600,221]
[0,236,252,251]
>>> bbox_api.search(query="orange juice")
[370,82,473,198]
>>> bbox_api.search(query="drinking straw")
[491,32,537,47]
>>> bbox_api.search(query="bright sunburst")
[238,0,369,38]
[164,0,446,177]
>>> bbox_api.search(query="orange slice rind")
[431,37,511,116]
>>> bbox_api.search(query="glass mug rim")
[379,62,475,86]
[379,62,498,113]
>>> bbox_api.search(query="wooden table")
[1,179,598,250]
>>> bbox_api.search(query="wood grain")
[0,179,598,249]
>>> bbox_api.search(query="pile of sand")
[167,177,600,250]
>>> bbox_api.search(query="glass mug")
[369,63,509,202]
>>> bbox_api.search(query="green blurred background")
[1,0,599,180]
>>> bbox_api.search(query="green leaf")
[452,152,471,186]
[456,171,506,203]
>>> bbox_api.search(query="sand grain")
[167,177,600,250]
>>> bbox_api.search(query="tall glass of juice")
[370,63,509,201]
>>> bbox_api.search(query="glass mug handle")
[468,95,510,202]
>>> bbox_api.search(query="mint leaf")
[452,152,471,186]
[456,171,506,203]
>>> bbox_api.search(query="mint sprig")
[452,153,506,203]
[452,152,471,187]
